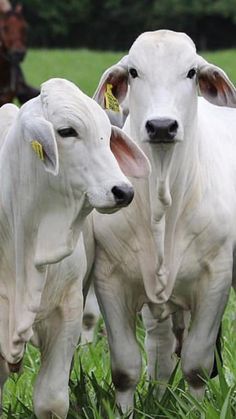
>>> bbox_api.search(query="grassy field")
[22,49,125,97]
[3,48,236,418]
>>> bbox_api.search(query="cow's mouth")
[95,206,121,214]
[148,139,177,144]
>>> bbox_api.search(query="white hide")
[92,30,236,413]
[0,79,150,418]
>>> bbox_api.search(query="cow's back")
[198,98,236,203]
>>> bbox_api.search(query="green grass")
[2,292,236,418]
[22,49,124,97]
[4,48,236,418]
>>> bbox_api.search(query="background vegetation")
[11,0,236,50]
[2,47,236,418]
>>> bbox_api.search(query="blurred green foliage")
[11,0,236,50]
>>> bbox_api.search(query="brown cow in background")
[0,2,39,105]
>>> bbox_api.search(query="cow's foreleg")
[181,264,231,399]
[95,272,141,415]
[142,304,176,398]
[0,356,9,414]
[33,282,83,419]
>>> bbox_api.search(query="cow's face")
[20,79,150,213]
[0,6,28,63]
[128,31,198,145]
[94,30,236,148]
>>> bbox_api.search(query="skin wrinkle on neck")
[128,101,203,304]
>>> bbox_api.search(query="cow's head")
[94,30,236,147]
[0,5,28,63]
[20,78,150,214]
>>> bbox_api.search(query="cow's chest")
[94,205,150,283]
[35,239,86,322]
[166,202,234,309]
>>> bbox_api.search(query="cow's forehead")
[41,78,91,115]
[135,30,195,48]
[129,30,197,70]
[40,78,111,136]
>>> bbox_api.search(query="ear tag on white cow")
[31,140,44,161]
[104,83,120,112]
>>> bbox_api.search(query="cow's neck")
[0,125,90,364]
[130,114,201,304]
[4,128,90,263]
[151,124,200,219]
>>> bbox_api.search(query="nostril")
[112,186,126,201]
[146,121,156,135]
[168,120,178,135]
[146,118,179,142]
[112,185,134,206]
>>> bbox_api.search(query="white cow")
[92,29,236,413]
[0,78,150,418]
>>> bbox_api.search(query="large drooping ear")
[197,55,236,107]
[21,113,59,175]
[110,125,151,178]
[93,56,129,112]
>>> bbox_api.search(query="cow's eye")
[57,127,78,137]
[187,68,196,79]
[129,68,138,78]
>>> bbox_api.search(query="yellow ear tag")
[104,83,120,112]
[31,140,44,161]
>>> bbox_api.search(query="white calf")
[93,29,236,412]
[0,78,149,418]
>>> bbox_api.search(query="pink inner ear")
[214,72,233,100]
[110,128,150,179]
[97,69,128,108]
[110,132,133,170]
[199,71,230,99]
[198,66,236,107]
[198,74,218,98]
